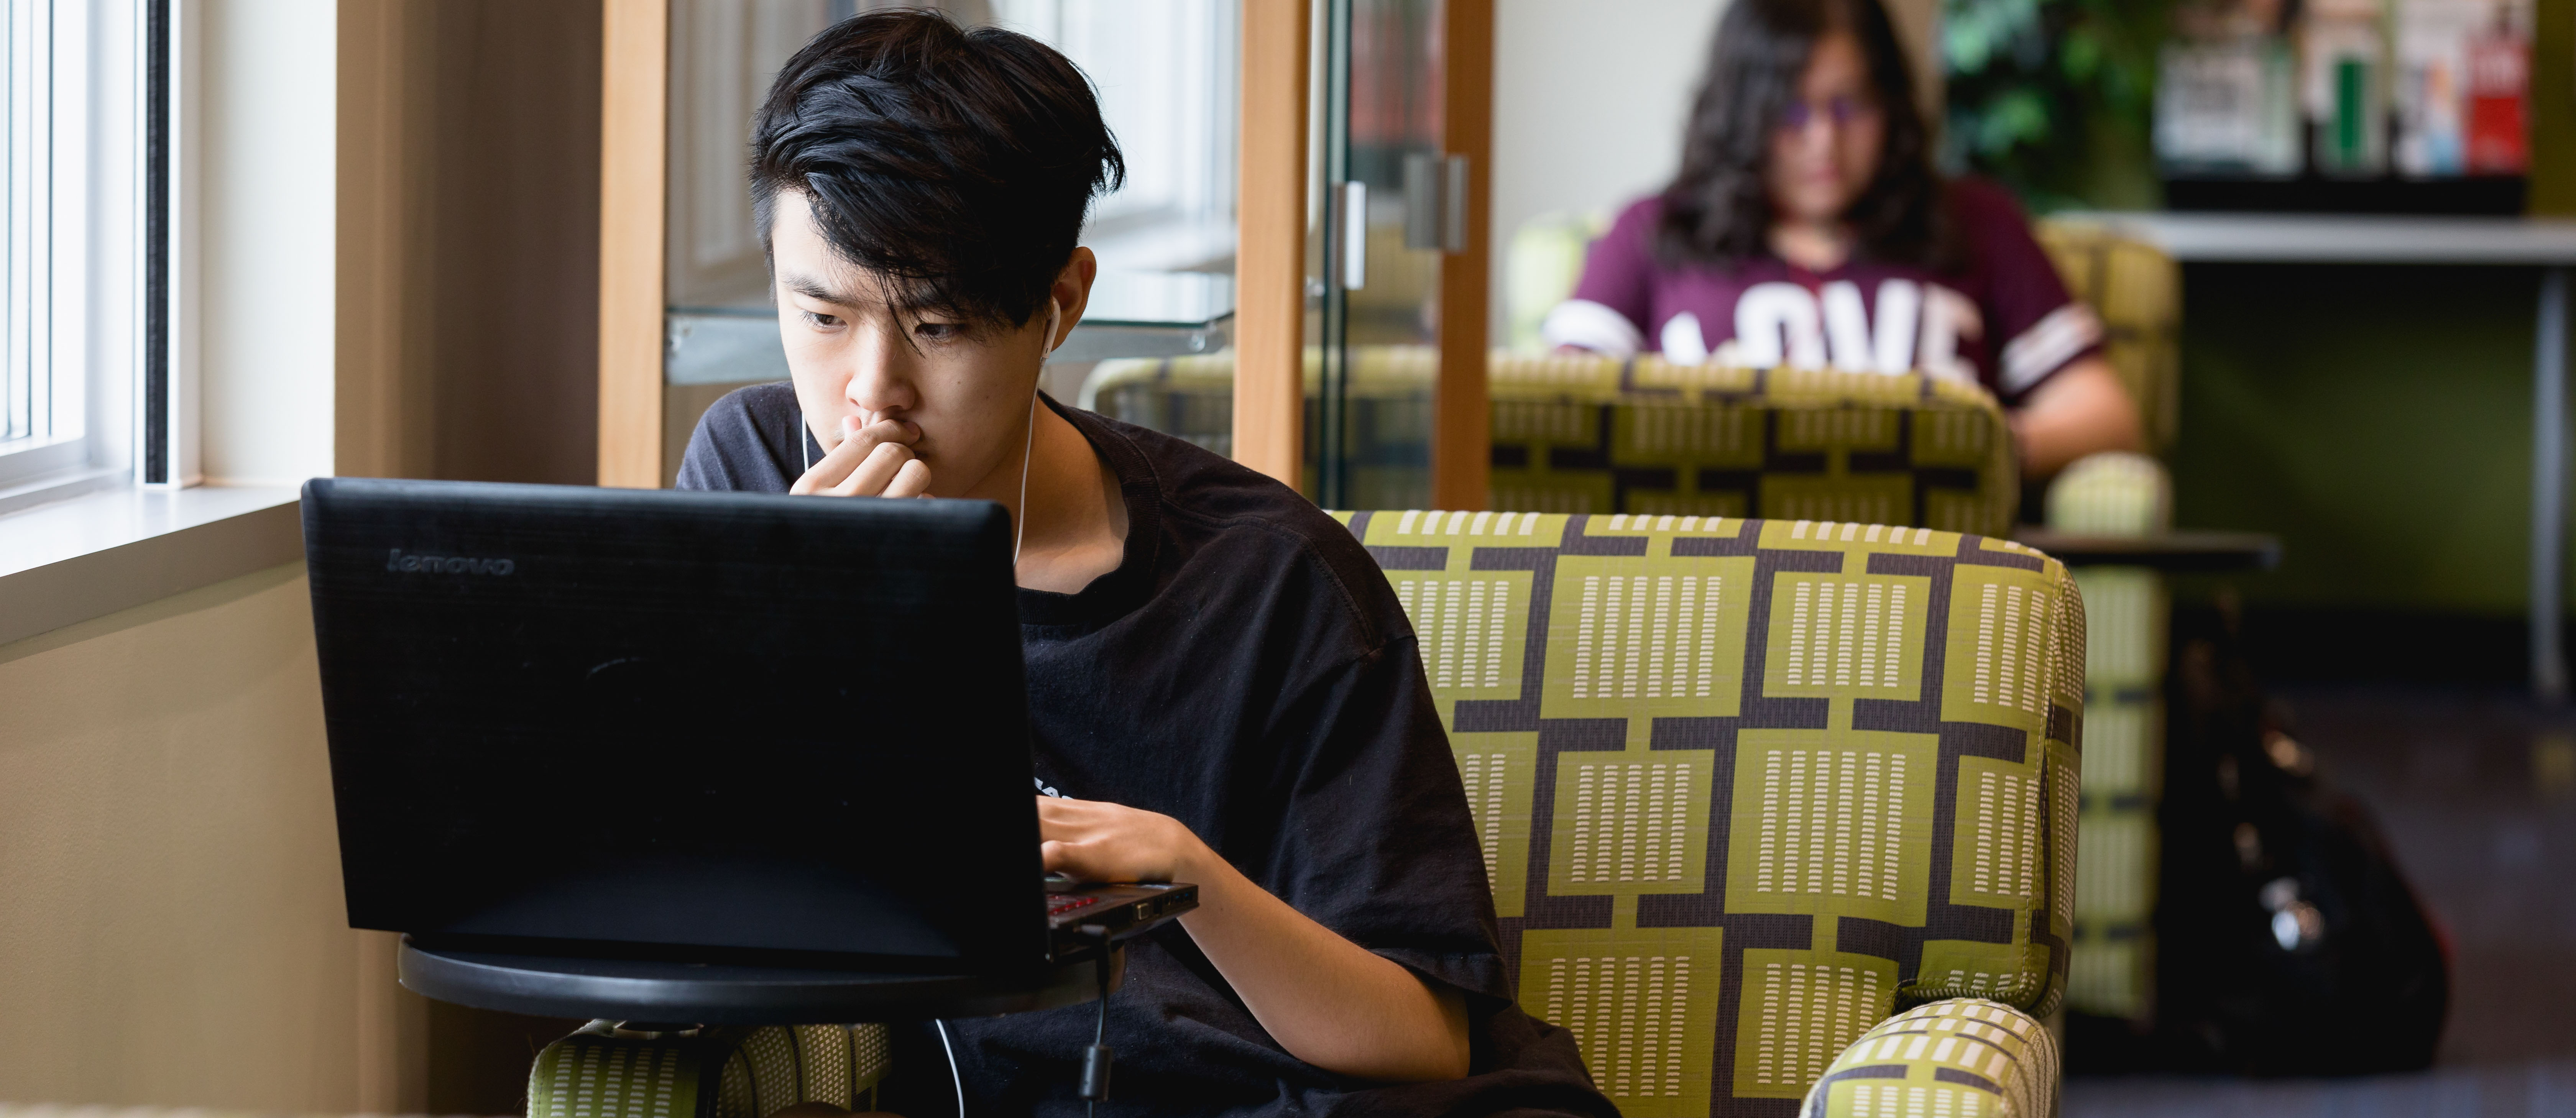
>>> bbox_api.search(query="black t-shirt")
[676,384,1612,1118]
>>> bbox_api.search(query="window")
[991,0,1239,274]
[0,0,72,485]
[0,0,143,504]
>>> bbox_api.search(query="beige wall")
[338,0,603,487]
[0,564,419,1111]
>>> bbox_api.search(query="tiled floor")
[2067,685,2576,1116]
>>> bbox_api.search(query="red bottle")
[2464,26,2528,174]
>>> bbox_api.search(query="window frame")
[0,0,167,508]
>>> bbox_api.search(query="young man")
[677,11,1611,1116]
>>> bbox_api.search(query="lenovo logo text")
[386,548,516,576]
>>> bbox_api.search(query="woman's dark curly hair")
[1657,0,1943,268]
[751,8,1124,329]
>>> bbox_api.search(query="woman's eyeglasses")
[1777,95,1879,133]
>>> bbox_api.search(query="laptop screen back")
[302,478,1043,970]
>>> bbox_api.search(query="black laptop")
[301,477,1193,976]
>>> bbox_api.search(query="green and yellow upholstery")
[526,1021,890,1118]
[1340,510,2083,1116]
[1485,358,2015,534]
[1797,998,2061,1118]
[1084,350,2019,537]
[2044,451,2175,1023]
[2062,560,2161,1022]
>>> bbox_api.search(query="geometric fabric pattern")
[2062,564,2165,1021]
[525,1020,892,1118]
[1085,350,2020,538]
[1338,510,2084,1116]
[1794,998,2060,1118]
[2044,449,2173,1021]
[1482,359,2016,540]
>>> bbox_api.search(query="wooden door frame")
[1236,0,1495,505]
[1232,0,1311,488]
[1433,0,1494,510]
[597,0,667,488]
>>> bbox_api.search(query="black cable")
[1077,924,1114,1116]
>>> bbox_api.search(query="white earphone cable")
[1015,300,1059,568]
[936,1018,966,1118]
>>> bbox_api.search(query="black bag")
[2119,603,2451,1074]
[2069,603,2451,1073]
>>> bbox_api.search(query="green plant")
[1942,0,2173,211]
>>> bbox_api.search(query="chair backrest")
[2032,218,2182,451]
[1337,510,2083,1116]
[1486,355,2016,536]
[1085,351,2019,537]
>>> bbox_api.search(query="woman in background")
[1542,0,2140,478]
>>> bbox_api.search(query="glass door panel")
[1306,0,1445,509]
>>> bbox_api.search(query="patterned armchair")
[524,1021,892,1118]
[1338,509,2081,1116]
[1083,351,2019,537]
[2028,217,2184,1030]
[2044,452,2176,1026]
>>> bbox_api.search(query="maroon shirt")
[1544,178,2100,406]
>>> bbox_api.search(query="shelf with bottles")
[2154,0,2530,214]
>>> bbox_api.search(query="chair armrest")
[2045,450,2170,536]
[528,1020,892,1118]
[1798,999,2059,1118]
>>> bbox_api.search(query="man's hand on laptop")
[790,412,932,498]
[1034,795,1472,1082]
[1035,795,1198,884]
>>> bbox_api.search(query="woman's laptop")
[301,477,1192,974]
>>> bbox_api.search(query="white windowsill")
[0,483,304,647]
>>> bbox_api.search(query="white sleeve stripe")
[1539,298,1644,357]
[1999,303,2102,394]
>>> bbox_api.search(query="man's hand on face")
[790,413,932,497]
[1036,795,1207,884]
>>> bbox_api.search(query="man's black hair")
[751,9,1124,329]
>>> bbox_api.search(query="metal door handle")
[1401,152,1469,254]
[1343,180,1367,290]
